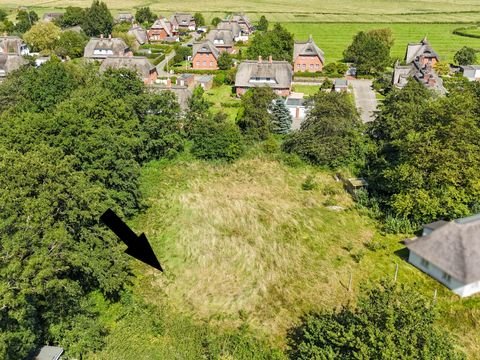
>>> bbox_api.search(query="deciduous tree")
[23,21,61,53]
[454,46,477,65]
[288,280,465,359]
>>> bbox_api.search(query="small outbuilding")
[34,346,64,360]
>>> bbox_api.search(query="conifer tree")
[270,98,292,134]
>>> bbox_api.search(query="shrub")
[191,118,244,161]
[301,175,318,191]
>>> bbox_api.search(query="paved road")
[156,32,201,76]
[350,79,378,123]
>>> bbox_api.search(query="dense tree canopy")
[247,23,294,62]
[283,91,365,168]
[82,0,113,37]
[55,30,88,58]
[15,9,38,33]
[217,51,233,70]
[23,21,62,53]
[454,46,477,65]
[135,6,156,25]
[366,80,480,225]
[344,29,393,75]
[288,280,464,359]
[59,6,85,28]
[237,87,277,140]
[0,60,184,357]
[257,15,268,31]
[193,12,205,27]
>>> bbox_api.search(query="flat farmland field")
[284,23,480,63]
[1,0,480,22]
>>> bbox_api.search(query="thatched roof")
[235,60,293,89]
[100,56,156,78]
[217,21,242,37]
[406,217,480,283]
[84,37,130,59]
[405,37,440,64]
[294,36,325,64]
[0,36,25,55]
[150,18,173,37]
[193,40,219,59]
[207,29,234,47]
[170,13,195,28]
[128,25,148,45]
[0,54,28,77]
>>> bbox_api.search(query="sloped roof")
[217,21,242,37]
[34,346,64,360]
[294,36,325,63]
[0,54,28,76]
[235,60,293,89]
[171,13,195,28]
[193,40,219,59]
[207,29,234,47]
[0,36,24,55]
[406,218,480,283]
[150,18,173,37]
[128,25,148,45]
[99,56,155,78]
[84,37,129,58]
[405,37,440,64]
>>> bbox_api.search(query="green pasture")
[284,23,480,63]
[2,0,480,23]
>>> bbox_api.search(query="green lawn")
[92,152,480,359]
[291,84,320,96]
[204,84,242,121]
[284,23,480,63]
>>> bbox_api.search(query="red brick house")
[235,56,293,97]
[148,18,176,42]
[293,36,325,73]
[192,41,219,70]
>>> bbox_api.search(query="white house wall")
[407,251,480,297]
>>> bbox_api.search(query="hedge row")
[452,26,480,39]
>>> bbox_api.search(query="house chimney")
[258,55,262,63]
[100,34,104,39]
[295,106,300,119]
[108,34,112,39]
[269,55,272,63]
[166,77,172,88]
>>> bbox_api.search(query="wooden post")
[394,263,399,282]
[348,272,353,292]
[433,289,437,305]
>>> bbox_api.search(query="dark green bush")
[191,118,244,161]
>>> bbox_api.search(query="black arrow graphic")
[100,209,163,271]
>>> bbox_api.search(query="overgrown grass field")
[284,23,480,63]
[93,151,480,359]
[2,0,480,22]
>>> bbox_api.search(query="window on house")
[210,61,213,67]
[202,61,206,66]
[302,64,306,70]
[310,64,314,70]
[420,258,429,268]
[442,272,452,282]
[315,64,320,69]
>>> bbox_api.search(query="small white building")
[460,65,480,81]
[285,92,310,130]
[406,214,480,297]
